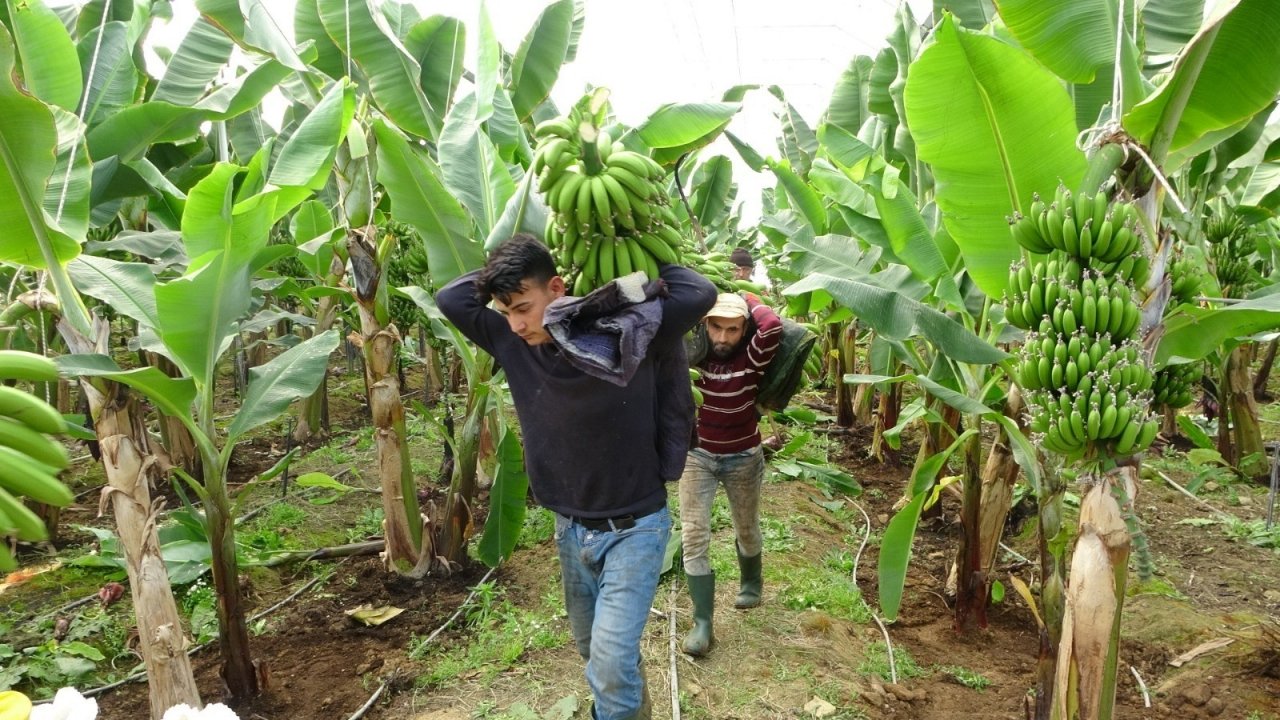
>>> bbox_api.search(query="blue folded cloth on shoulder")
[542,272,665,387]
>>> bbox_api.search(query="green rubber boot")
[734,547,762,609]
[682,573,715,656]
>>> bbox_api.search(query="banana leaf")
[76,21,140,128]
[439,94,515,239]
[636,102,742,167]
[1124,0,1280,167]
[904,14,1086,299]
[509,0,573,122]
[226,330,339,442]
[7,0,81,111]
[475,426,529,567]
[404,15,465,119]
[152,17,233,106]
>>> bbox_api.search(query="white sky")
[136,0,935,220]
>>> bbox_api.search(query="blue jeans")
[555,506,671,720]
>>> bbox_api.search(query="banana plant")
[0,3,210,713]
[57,161,337,700]
[903,2,1280,717]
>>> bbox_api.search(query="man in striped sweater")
[680,292,783,656]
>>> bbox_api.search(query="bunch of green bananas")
[685,250,766,294]
[1025,355,1159,457]
[533,117,685,294]
[0,351,73,570]
[1016,332,1150,395]
[1009,186,1146,264]
[1210,241,1252,289]
[1004,267,1143,338]
[1167,256,1205,307]
[1152,361,1200,410]
[1006,185,1158,459]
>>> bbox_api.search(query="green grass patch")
[410,582,568,688]
[938,664,992,691]
[775,551,871,623]
[857,640,927,682]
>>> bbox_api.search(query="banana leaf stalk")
[1222,345,1267,478]
[1050,467,1133,720]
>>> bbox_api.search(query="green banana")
[0,444,73,506]
[0,351,59,382]
[0,386,64,435]
[0,417,68,469]
[0,485,48,542]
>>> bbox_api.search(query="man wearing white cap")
[680,291,782,656]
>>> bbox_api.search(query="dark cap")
[730,248,754,268]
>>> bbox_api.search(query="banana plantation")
[4,0,1280,718]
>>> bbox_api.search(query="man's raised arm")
[655,265,717,343]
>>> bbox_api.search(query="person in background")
[730,247,754,281]
[436,235,716,720]
[679,291,782,656]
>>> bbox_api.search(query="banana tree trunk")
[1161,404,1178,439]
[422,334,446,403]
[870,372,901,463]
[1253,338,1277,401]
[349,228,425,574]
[947,388,1025,614]
[835,322,855,427]
[1225,345,1266,479]
[434,363,491,566]
[1036,463,1069,719]
[293,293,341,444]
[953,417,987,632]
[146,352,201,478]
[1051,467,1133,720]
[61,316,201,718]
[201,450,257,699]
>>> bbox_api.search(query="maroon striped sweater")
[695,297,783,453]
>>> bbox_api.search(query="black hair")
[475,233,557,305]
[730,247,754,268]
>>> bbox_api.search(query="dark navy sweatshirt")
[436,265,716,519]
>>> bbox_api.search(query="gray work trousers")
[678,446,765,576]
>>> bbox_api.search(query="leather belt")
[570,505,661,532]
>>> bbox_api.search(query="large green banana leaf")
[475,426,529,567]
[6,0,81,111]
[439,94,515,240]
[823,55,873,135]
[47,108,91,242]
[152,17,234,106]
[55,354,199,439]
[1157,293,1280,363]
[404,15,465,119]
[995,0,1144,128]
[770,87,818,178]
[197,0,308,72]
[0,23,79,270]
[1124,0,1280,167]
[905,14,1086,299]
[1143,0,1205,59]
[294,0,346,79]
[767,158,828,235]
[226,330,339,442]
[636,102,742,167]
[67,255,159,328]
[373,120,480,286]
[688,156,736,231]
[785,273,1007,365]
[86,54,293,161]
[291,199,337,278]
[938,0,996,28]
[866,172,963,310]
[77,22,140,128]
[473,0,498,123]
[509,0,573,122]
[269,79,354,188]
[485,167,548,252]
[317,0,437,139]
[155,163,274,388]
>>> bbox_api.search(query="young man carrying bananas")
[437,234,715,720]
[680,291,782,656]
